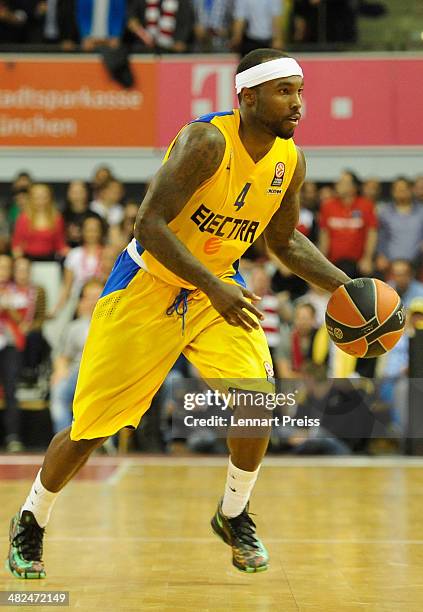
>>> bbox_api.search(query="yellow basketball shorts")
[70,249,273,440]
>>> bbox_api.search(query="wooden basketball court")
[1,455,423,611]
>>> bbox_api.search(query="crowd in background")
[0,166,422,453]
[0,0,387,53]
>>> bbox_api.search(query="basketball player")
[7,49,350,577]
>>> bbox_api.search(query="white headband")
[235,57,303,94]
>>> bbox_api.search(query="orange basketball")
[325,278,406,358]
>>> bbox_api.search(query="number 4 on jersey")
[234,183,252,211]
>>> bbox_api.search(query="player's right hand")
[207,280,264,332]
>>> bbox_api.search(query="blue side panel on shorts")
[230,259,246,288]
[191,110,234,124]
[100,248,143,298]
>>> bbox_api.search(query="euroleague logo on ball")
[271,162,285,187]
[333,328,344,340]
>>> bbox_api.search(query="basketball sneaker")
[211,501,269,572]
[6,510,46,579]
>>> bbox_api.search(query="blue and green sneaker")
[6,511,46,579]
[211,501,269,573]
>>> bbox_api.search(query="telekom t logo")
[191,64,235,118]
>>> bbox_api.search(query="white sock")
[221,457,260,518]
[20,470,59,528]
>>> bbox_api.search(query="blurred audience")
[376,178,423,274]
[231,0,283,55]
[362,178,388,210]
[0,166,421,454]
[49,278,102,432]
[12,184,68,261]
[109,200,138,250]
[0,255,25,451]
[127,0,195,52]
[90,178,124,226]
[193,0,233,51]
[388,260,423,308]
[249,264,281,365]
[76,0,126,51]
[295,283,329,327]
[275,302,318,378]
[7,172,32,231]
[12,257,49,384]
[50,216,105,318]
[413,176,423,205]
[298,181,319,244]
[0,0,391,52]
[63,180,98,248]
[0,0,29,44]
[319,171,378,278]
[98,244,121,284]
[91,165,114,200]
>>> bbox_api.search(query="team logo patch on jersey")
[203,236,222,255]
[271,162,285,187]
[264,361,275,383]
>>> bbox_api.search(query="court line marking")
[0,536,422,545]
[0,455,121,465]
[105,459,132,485]
[3,455,423,468]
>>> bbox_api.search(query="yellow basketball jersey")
[128,109,298,289]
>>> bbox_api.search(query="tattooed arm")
[134,122,263,330]
[264,147,351,293]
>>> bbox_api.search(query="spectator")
[231,0,283,55]
[413,175,423,205]
[57,0,79,49]
[249,264,281,365]
[295,283,329,327]
[319,171,378,278]
[291,0,358,44]
[90,178,124,226]
[12,183,68,261]
[76,0,126,51]
[388,260,423,308]
[12,256,49,383]
[271,259,308,308]
[0,1,29,44]
[301,180,319,211]
[108,200,138,250]
[376,178,423,274]
[91,165,113,200]
[127,0,195,52]
[23,0,57,44]
[7,172,32,230]
[298,182,319,244]
[49,279,103,433]
[362,178,387,210]
[98,244,121,285]
[63,180,98,248]
[319,184,335,206]
[50,216,105,318]
[193,0,233,52]
[275,302,318,378]
[0,255,25,452]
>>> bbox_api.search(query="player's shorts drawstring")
[166,288,191,334]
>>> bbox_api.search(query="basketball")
[325,278,406,358]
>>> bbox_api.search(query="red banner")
[0,58,156,146]
[0,55,422,148]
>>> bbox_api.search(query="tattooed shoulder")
[169,122,226,187]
